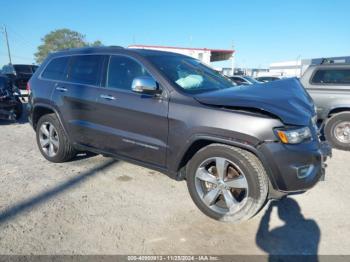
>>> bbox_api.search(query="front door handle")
[100,94,116,100]
[56,87,68,92]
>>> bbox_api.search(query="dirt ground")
[0,111,350,255]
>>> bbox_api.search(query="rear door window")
[311,69,350,85]
[41,57,70,81]
[67,55,104,86]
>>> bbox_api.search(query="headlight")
[275,127,312,144]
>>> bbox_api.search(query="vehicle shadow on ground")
[0,158,118,225]
[256,197,320,262]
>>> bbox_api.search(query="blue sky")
[0,0,349,68]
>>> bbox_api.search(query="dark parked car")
[0,74,23,120]
[28,47,330,222]
[2,64,38,90]
[255,76,280,83]
[229,75,261,85]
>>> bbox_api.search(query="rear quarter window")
[41,57,70,80]
[311,69,350,85]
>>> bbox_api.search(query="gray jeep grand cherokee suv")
[28,47,330,222]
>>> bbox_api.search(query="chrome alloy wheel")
[38,122,59,157]
[194,157,249,215]
[334,121,350,144]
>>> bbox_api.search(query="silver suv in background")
[301,59,350,150]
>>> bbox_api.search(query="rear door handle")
[100,94,116,100]
[56,87,68,92]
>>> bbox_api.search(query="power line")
[0,52,33,61]
[9,34,35,50]
[0,25,36,65]
[10,39,36,55]
[5,25,37,50]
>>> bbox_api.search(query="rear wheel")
[36,114,77,162]
[186,144,268,223]
[325,112,350,151]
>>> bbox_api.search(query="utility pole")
[2,25,12,64]
[231,42,235,76]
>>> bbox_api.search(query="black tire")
[324,112,350,151]
[186,144,269,223]
[36,113,77,162]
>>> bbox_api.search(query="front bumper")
[258,140,331,192]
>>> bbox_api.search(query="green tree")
[90,40,103,47]
[34,29,103,63]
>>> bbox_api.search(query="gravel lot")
[1,110,350,255]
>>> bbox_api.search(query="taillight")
[26,82,31,93]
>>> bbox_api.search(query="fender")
[327,105,350,117]
[31,103,72,143]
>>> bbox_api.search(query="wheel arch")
[32,104,70,140]
[327,106,350,118]
[32,105,55,129]
[175,136,277,189]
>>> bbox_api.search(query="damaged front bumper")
[258,139,332,194]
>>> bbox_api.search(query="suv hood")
[194,78,314,126]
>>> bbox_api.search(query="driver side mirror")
[131,76,161,95]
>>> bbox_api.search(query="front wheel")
[186,144,269,223]
[324,112,350,151]
[36,113,77,162]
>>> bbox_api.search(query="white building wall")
[269,60,302,77]
[129,46,212,65]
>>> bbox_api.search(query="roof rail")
[311,56,350,65]
[56,46,124,53]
